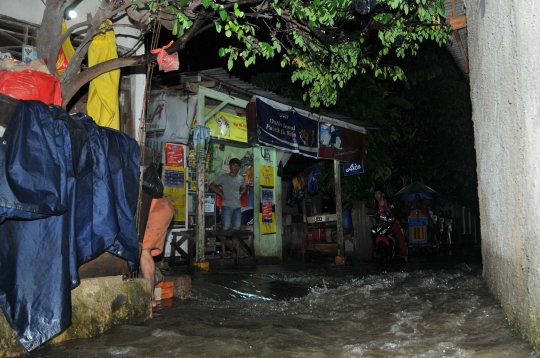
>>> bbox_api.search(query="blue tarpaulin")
[0,101,140,351]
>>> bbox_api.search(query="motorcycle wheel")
[375,241,389,264]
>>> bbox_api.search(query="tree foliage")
[38,0,450,107]
[334,43,477,212]
[254,43,477,213]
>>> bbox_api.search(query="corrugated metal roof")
[444,0,469,77]
[194,68,378,130]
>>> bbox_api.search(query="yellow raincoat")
[87,21,120,130]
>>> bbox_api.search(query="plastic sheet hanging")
[192,125,210,164]
[142,162,164,198]
[150,41,179,72]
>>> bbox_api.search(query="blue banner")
[343,160,364,176]
[256,98,318,158]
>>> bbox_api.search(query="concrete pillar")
[467,0,540,351]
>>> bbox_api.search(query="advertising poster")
[318,123,366,162]
[256,98,319,158]
[204,108,248,143]
[146,92,198,145]
[163,166,186,225]
[259,188,276,234]
[259,165,275,187]
[165,143,184,167]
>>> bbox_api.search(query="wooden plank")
[334,160,344,258]
[449,15,467,30]
[450,0,457,17]
[453,29,470,73]
[180,75,201,83]
[307,214,337,223]
[184,81,217,93]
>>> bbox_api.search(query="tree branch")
[61,53,158,106]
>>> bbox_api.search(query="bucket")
[342,209,353,229]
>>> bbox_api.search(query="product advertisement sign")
[259,165,275,187]
[165,143,184,167]
[205,108,248,143]
[256,98,318,158]
[163,166,186,225]
[259,188,276,234]
[343,160,364,176]
[318,123,366,162]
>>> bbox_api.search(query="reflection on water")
[32,254,536,358]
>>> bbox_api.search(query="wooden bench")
[169,229,256,267]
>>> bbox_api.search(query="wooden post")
[195,92,206,264]
[334,160,345,262]
[196,162,206,263]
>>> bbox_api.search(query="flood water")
[31,251,536,358]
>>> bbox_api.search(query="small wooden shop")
[148,68,371,267]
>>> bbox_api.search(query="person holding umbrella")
[374,187,408,263]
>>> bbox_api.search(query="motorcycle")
[369,211,404,263]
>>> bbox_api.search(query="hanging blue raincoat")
[0,101,140,351]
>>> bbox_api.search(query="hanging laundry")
[306,165,322,195]
[87,20,121,130]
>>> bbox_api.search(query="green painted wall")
[253,147,282,258]
[207,144,282,258]
[207,145,252,184]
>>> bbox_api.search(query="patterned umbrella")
[394,181,442,202]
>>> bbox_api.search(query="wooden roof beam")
[449,15,467,30]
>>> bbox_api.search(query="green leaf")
[172,19,178,35]
[215,22,222,33]
[219,9,227,21]
[225,30,232,37]
[228,57,234,71]
[218,48,226,57]
[202,0,210,8]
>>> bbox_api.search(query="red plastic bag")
[150,41,179,72]
[0,69,62,105]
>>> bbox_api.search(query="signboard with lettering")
[256,98,318,158]
[343,160,364,176]
[204,108,247,143]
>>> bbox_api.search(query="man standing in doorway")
[209,158,247,258]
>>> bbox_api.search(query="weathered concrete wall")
[468,0,540,351]
[0,277,152,357]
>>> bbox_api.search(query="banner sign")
[318,123,366,162]
[163,166,186,225]
[343,160,364,176]
[259,165,275,187]
[205,108,248,143]
[256,98,318,158]
[165,143,184,167]
[260,188,276,234]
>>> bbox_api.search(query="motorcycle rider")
[374,187,408,263]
